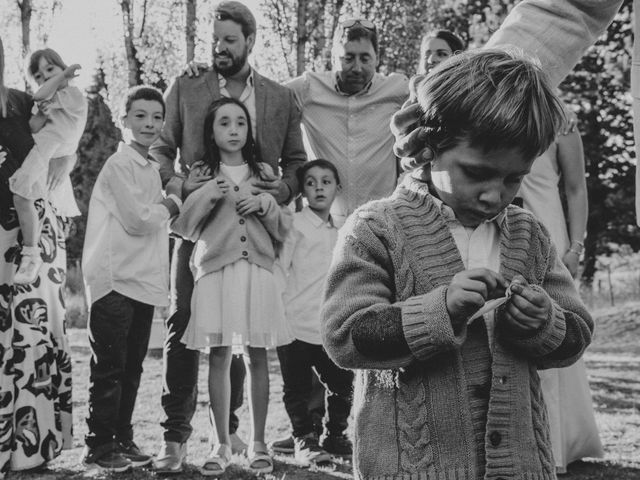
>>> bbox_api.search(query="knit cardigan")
[170,163,292,281]
[321,176,593,480]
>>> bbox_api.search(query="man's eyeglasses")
[340,18,376,32]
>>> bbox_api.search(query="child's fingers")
[508,283,549,309]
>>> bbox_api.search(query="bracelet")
[567,249,581,256]
[166,193,183,209]
[569,240,584,254]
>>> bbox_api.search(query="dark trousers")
[85,291,154,449]
[277,339,353,438]
[161,238,246,443]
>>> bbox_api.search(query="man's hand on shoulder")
[250,168,290,204]
[182,61,210,78]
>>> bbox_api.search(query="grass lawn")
[8,302,640,479]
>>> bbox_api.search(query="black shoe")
[270,435,294,454]
[294,432,331,466]
[81,444,132,472]
[321,433,352,456]
[118,439,153,467]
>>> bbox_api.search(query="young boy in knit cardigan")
[321,48,593,480]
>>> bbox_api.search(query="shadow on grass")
[565,460,640,480]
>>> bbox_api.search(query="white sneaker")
[14,248,43,285]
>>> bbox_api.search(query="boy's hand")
[216,177,230,195]
[64,64,81,79]
[236,195,261,216]
[446,268,509,326]
[165,176,183,198]
[502,275,552,334]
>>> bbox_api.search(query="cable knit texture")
[321,176,593,480]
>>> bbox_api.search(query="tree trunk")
[186,0,196,62]
[296,0,307,75]
[120,0,143,86]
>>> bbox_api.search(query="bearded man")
[149,1,306,473]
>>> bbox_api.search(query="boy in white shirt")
[276,159,354,466]
[81,86,181,472]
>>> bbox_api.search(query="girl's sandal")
[248,442,274,474]
[200,443,232,476]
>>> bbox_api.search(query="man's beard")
[214,48,249,76]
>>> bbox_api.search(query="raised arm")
[32,64,81,102]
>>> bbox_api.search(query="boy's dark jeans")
[161,239,245,443]
[277,339,354,439]
[85,291,154,449]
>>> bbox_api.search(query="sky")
[6,0,262,90]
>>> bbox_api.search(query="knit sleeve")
[497,239,593,368]
[321,211,466,370]
[170,179,223,241]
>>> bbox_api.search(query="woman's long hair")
[202,97,264,179]
[0,37,7,118]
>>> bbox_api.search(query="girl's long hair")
[202,97,264,179]
[0,37,7,118]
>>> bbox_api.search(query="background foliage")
[0,0,635,282]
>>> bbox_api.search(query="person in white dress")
[170,97,292,476]
[9,48,87,285]
[517,119,604,473]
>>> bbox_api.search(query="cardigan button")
[234,186,239,192]
[242,251,248,256]
[240,236,247,242]
[499,376,508,385]
[489,431,502,447]
[239,219,245,225]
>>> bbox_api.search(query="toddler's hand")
[236,195,261,216]
[64,64,81,79]
[216,177,229,194]
[501,275,552,334]
[446,268,509,325]
[37,100,53,116]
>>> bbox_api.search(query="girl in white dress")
[171,97,292,476]
[10,48,87,284]
[518,121,603,473]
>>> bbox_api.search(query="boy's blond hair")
[416,48,564,160]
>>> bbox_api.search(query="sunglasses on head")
[340,18,376,32]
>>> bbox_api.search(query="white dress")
[181,163,292,350]
[518,143,603,471]
[9,85,87,217]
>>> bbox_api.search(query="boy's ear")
[336,183,343,193]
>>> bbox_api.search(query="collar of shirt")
[118,142,152,167]
[430,195,508,230]
[301,206,336,229]
[218,69,255,99]
[333,72,374,96]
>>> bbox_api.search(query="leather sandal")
[248,442,273,474]
[200,444,232,476]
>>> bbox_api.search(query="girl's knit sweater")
[321,175,593,480]
[171,163,292,281]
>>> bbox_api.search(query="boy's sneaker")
[294,432,331,466]
[14,247,43,285]
[321,433,353,456]
[81,444,132,472]
[270,435,294,454]
[153,441,187,474]
[118,439,152,467]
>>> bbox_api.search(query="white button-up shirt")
[434,197,506,350]
[82,142,171,307]
[276,206,338,344]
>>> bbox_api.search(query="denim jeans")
[85,291,154,449]
[277,339,354,438]
[161,238,246,443]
